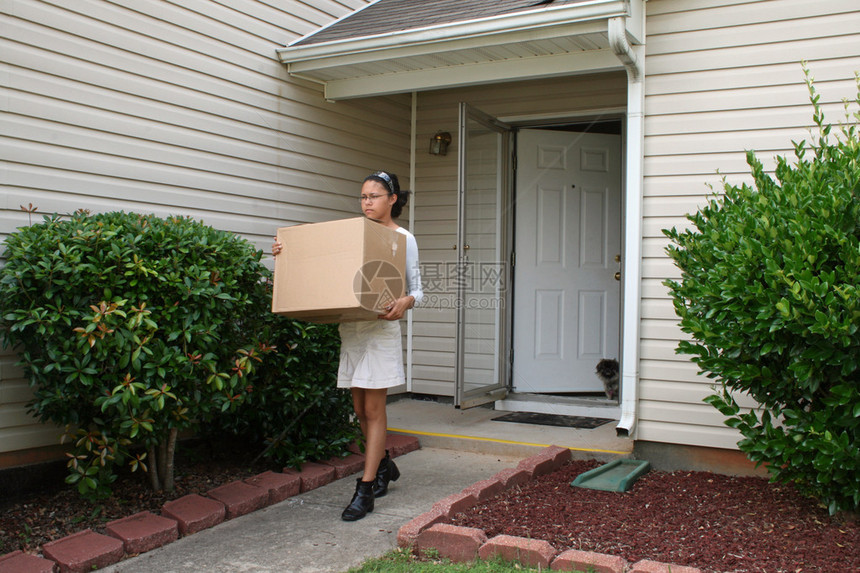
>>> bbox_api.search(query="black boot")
[341,478,375,521]
[372,450,401,498]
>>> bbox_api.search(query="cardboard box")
[271,217,406,323]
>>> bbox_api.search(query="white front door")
[513,128,622,394]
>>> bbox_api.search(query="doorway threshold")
[495,392,620,420]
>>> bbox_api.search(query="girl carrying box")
[273,170,423,521]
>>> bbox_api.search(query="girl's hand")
[378,295,415,321]
[272,238,283,257]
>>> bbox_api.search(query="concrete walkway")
[100,448,522,573]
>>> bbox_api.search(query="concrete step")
[387,396,632,461]
[495,392,621,419]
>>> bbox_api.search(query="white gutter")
[406,92,417,392]
[608,14,645,438]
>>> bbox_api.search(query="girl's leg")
[351,387,368,438]
[353,388,388,482]
[342,387,388,521]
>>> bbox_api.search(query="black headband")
[372,171,393,193]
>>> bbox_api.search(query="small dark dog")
[595,358,619,400]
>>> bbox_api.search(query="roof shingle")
[292,0,597,46]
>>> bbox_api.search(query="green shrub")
[0,211,271,497]
[210,312,359,470]
[663,68,860,515]
[1,210,360,496]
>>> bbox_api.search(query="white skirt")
[337,320,404,389]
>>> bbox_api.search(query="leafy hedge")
[210,315,357,470]
[0,211,357,497]
[663,68,859,514]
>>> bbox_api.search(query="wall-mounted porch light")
[429,131,452,156]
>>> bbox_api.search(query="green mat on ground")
[571,459,651,492]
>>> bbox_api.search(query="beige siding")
[6,0,857,460]
[411,73,627,396]
[640,0,860,448]
[0,0,415,457]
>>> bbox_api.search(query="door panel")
[535,289,563,358]
[455,103,511,408]
[513,129,621,394]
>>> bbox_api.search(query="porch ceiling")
[276,0,644,100]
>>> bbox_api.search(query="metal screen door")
[455,103,512,408]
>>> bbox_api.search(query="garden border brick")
[105,511,179,555]
[161,494,226,536]
[0,550,57,573]
[206,481,269,519]
[461,477,506,503]
[284,461,337,492]
[431,491,479,519]
[478,534,557,570]
[630,559,704,573]
[551,548,627,572]
[397,508,448,548]
[243,470,301,504]
[490,466,531,489]
[320,453,366,479]
[415,523,487,563]
[41,529,124,573]
[385,432,421,457]
[517,444,571,478]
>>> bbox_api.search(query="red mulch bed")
[0,438,274,557]
[450,459,859,573]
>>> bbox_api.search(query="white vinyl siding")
[0,0,415,457]
[411,73,628,396]
[639,0,860,448]
[5,0,858,461]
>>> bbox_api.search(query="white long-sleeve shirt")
[396,226,423,306]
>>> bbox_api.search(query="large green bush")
[0,211,357,497]
[211,314,358,470]
[663,69,859,514]
[0,211,268,496]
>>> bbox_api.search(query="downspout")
[406,91,418,391]
[608,15,644,437]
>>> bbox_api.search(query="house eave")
[277,0,642,100]
[315,48,624,100]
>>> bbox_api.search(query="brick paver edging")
[0,433,418,573]
[397,444,704,573]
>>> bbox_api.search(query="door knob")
[614,272,621,281]
[614,254,621,263]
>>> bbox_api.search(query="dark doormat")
[491,411,613,429]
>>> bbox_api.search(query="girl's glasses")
[360,193,391,203]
